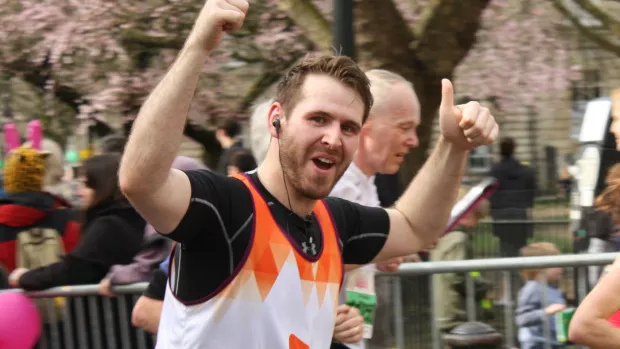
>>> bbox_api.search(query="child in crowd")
[515,242,566,349]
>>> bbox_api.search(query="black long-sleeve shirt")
[19,201,146,290]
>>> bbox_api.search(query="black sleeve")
[143,269,167,301]
[18,255,109,290]
[166,170,238,243]
[323,197,390,265]
[19,217,144,291]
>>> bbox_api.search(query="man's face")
[363,83,419,174]
[610,98,620,151]
[278,74,365,199]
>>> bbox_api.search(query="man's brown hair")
[519,242,560,281]
[275,55,373,123]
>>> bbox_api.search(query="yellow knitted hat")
[3,146,48,193]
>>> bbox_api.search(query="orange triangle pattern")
[289,334,310,349]
[209,174,343,325]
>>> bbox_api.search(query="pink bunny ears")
[3,120,43,153]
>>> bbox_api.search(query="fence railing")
[377,252,618,349]
[2,253,616,349]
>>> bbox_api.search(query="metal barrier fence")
[378,252,619,349]
[2,283,149,349]
[2,253,616,349]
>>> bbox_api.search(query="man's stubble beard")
[279,137,348,200]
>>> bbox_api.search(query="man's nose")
[404,130,419,149]
[321,125,342,149]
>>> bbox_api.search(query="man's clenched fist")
[188,0,249,53]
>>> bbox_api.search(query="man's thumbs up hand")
[439,79,499,151]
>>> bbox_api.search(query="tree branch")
[353,0,417,74]
[236,51,307,113]
[411,0,491,77]
[573,0,620,37]
[277,0,332,52]
[118,28,184,50]
[552,0,620,57]
[4,55,82,113]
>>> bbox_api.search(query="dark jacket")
[18,199,146,290]
[490,157,536,210]
[0,191,80,273]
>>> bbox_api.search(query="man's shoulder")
[186,169,247,191]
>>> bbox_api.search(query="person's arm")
[13,256,108,290]
[132,296,164,335]
[514,284,546,327]
[13,217,143,290]
[374,80,498,262]
[375,138,467,261]
[133,275,166,334]
[132,268,168,334]
[118,0,248,234]
[569,255,620,348]
[105,241,167,285]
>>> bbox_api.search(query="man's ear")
[267,102,284,139]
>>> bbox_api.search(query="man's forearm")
[120,43,208,192]
[394,137,467,245]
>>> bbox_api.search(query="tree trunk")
[353,0,490,184]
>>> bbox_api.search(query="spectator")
[227,149,258,175]
[0,145,81,348]
[9,153,147,349]
[515,242,566,349]
[97,134,127,154]
[249,98,274,165]
[431,186,493,333]
[215,119,245,174]
[8,153,145,290]
[490,137,537,257]
[0,146,80,275]
[24,138,81,207]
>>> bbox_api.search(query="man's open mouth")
[312,157,335,170]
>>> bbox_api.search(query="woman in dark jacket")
[8,153,146,349]
[9,153,145,289]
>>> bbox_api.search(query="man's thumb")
[440,79,454,112]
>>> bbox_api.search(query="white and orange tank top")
[156,174,344,349]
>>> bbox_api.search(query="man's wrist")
[180,37,211,61]
[437,135,470,156]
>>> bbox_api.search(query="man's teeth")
[317,158,334,165]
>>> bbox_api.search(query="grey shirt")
[515,280,566,349]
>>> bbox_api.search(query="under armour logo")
[301,237,317,255]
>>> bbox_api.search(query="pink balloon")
[0,292,41,349]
